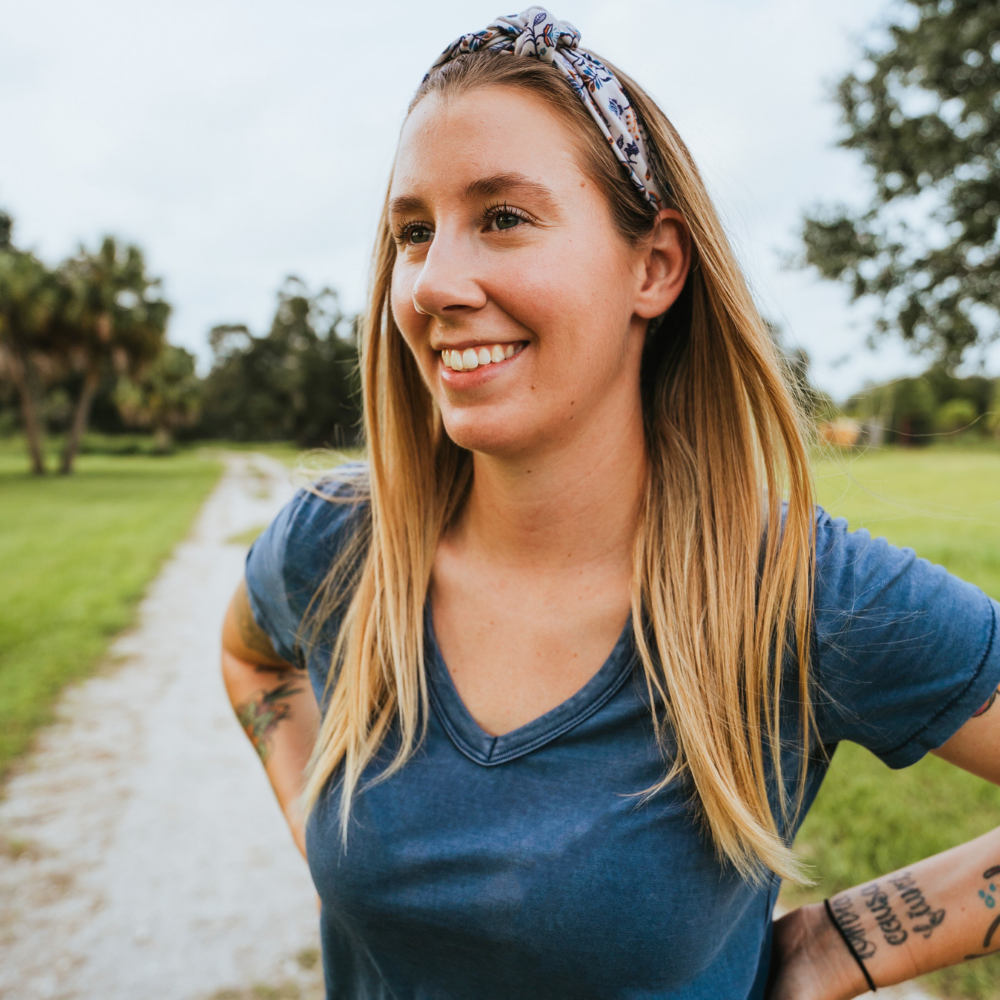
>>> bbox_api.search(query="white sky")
[3,0,991,399]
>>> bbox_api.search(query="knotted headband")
[429,7,667,210]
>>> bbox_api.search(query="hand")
[768,903,871,1000]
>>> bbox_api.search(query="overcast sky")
[4,0,988,399]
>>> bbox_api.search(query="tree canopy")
[801,0,1000,368]
[200,277,360,446]
[0,215,171,472]
[0,239,72,473]
[0,211,361,466]
[58,237,170,472]
[114,344,201,450]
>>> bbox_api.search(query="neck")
[455,398,647,572]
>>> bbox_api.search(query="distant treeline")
[4,210,997,472]
[842,367,999,446]
[0,210,360,471]
[198,276,360,447]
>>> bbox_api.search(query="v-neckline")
[423,603,636,767]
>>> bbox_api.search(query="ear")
[633,209,691,320]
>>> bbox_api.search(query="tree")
[200,277,360,446]
[801,0,1000,368]
[114,345,201,450]
[765,320,837,420]
[844,363,997,442]
[0,223,71,474]
[59,237,170,473]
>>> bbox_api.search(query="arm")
[221,578,320,858]
[770,684,1000,1000]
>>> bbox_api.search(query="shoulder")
[810,505,1000,766]
[279,464,371,594]
[244,463,370,662]
[811,505,988,631]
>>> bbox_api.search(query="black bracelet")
[823,898,877,993]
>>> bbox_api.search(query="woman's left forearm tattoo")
[834,871,946,957]
[237,678,303,762]
[829,893,878,959]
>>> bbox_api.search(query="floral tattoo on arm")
[237,678,303,763]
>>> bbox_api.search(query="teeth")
[440,343,524,371]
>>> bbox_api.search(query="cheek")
[390,264,430,365]
[390,266,416,335]
[494,238,636,354]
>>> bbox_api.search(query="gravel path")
[0,454,321,1000]
[0,452,936,1000]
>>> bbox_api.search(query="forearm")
[221,648,320,855]
[817,825,1000,993]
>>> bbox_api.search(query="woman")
[220,9,1000,998]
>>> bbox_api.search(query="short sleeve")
[245,491,310,664]
[244,467,369,688]
[812,508,1000,768]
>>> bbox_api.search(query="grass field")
[790,445,1000,998]
[0,440,222,779]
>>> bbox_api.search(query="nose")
[410,230,488,318]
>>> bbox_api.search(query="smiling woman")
[219,8,1000,1000]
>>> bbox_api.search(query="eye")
[484,203,530,233]
[492,212,522,231]
[408,225,432,244]
[394,223,432,247]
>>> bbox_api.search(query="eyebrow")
[388,173,559,217]
[463,173,557,209]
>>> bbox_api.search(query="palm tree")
[59,237,170,473]
[0,247,70,474]
[114,345,201,450]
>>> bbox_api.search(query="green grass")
[788,445,1000,998]
[0,440,222,778]
[226,525,267,548]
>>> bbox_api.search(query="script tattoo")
[236,679,302,762]
[861,882,908,945]
[830,893,877,960]
[889,872,946,939]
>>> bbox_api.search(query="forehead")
[390,87,588,200]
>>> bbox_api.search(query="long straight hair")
[303,50,817,882]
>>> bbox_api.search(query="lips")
[439,343,525,371]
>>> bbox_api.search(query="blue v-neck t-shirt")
[245,476,1000,1000]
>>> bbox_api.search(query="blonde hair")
[303,50,816,882]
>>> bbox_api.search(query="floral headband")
[429,6,667,210]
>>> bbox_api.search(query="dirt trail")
[0,452,934,1000]
[0,454,320,1000]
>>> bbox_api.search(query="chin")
[440,408,538,457]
